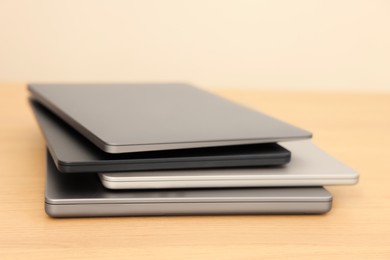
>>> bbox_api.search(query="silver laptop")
[99,141,359,189]
[45,152,332,217]
[29,83,311,153]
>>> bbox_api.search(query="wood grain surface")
[0,84,389,259]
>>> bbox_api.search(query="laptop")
[30,100,291,173]
[29,83,312,153]
[45,152,332,217]
[99,141,359,189]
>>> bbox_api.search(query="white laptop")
[99,141,359,189]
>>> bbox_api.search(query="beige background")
[1,0,390,91]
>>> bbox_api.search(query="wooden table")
[1,84,389,259]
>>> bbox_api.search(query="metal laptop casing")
[99,141,359,189]
[30,100,291,173]
[45,153,332,217]
[29,83,312,153]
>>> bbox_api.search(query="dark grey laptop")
[30,100,291,173]
[29,83,312,153]
[45,152,332,217]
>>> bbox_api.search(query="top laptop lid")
[29,83,312,153]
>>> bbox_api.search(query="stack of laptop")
[28,83,359,217]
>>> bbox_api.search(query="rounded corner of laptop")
[56,159,76,173]
[351,172,360,185]
[44,203,57,218]
[321,202,333,214]
[282,153,291,164]
[98,173,117,189]
[45,192,57,204]
[98,141,125,154]
[322,188,333,202]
